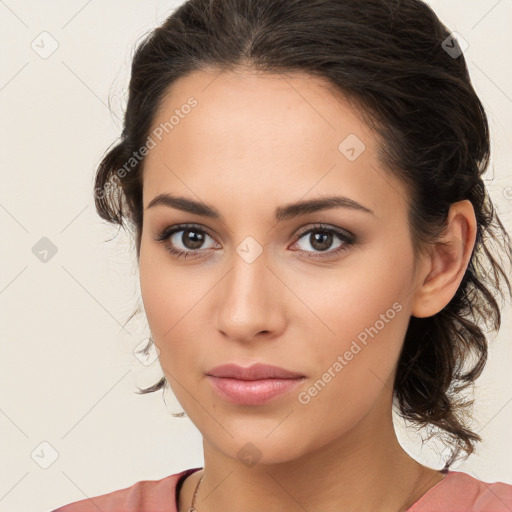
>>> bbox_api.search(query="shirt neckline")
[406,470,455,510]
[175,467,203,511]
[174,467,454,511]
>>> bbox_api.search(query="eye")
[154,222,355,260]
[154,224,218,259]
[291,223,355,258]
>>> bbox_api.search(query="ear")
[411,200,477,319]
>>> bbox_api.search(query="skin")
[138,67,477,512]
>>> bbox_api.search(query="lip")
[205,363,306,406]
[206,363,305,380]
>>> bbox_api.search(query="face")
[138,68,422,464]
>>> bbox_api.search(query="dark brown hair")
[94,0,512,471]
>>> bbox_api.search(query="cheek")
[290,280,408,451]
[139,247,182,351]
[292,250,408,341]
[291,254,411,398]
[139,254,170,332]
[139,238,195,329]
[139,249,213,379]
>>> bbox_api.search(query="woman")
[52,0,512,510]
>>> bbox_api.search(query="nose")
[215,247,286,344]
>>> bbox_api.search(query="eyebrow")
[146,193,375,221]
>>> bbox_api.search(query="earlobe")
[411,200,477,319]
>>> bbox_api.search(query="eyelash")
[154,223,355,260]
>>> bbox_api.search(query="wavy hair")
[93,0,512,471]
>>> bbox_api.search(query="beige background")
[0,1,511,511]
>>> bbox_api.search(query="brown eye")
[292,224,355,258]
[154,224,218,259]
[306,231,335,252]
[177,228,207,250]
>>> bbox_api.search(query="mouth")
[205,363,306,406]
[206,362,306,380]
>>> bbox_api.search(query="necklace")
[187,470,204,512]
[186,467,443,512]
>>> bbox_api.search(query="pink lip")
[205,363,306,406]
[206,363,305,380]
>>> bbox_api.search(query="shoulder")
[48,467,202,512]
[409,470,512,512]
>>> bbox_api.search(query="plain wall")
[0,1,511,511]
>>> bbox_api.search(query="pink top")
[50,467,512,512]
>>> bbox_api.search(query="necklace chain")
[187,470,204,512]
[186,467,443,512]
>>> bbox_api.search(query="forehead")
[142,67,408,222]
[151,67,371,150]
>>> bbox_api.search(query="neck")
[179,396,444,512]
